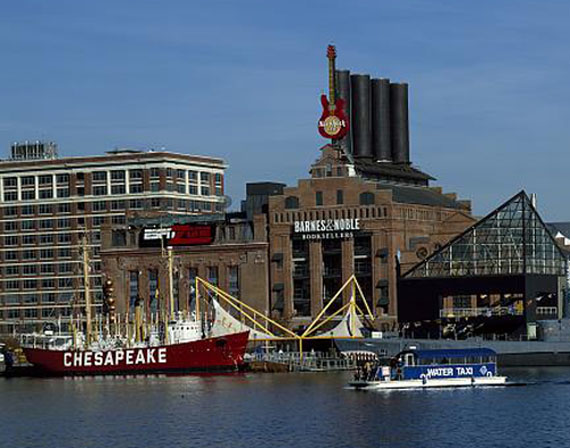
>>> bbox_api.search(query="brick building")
[0,143,227,334]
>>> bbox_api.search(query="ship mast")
[82,234,93,347]
[168,247,175,321]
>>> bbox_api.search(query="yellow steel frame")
[195,277,298,340]
[301,274,373,339]
[194,274,374,360]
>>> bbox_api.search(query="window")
[39,189,53,199]
[40,249,54,259]
[3,206,17,217]
[5,251,18,260]
[93,216,105,226]
[40,234,54,245]
[23,250,36,260]
[215,186,223,196]
[56,218,69,229]
[188,171,198,182]
[228,266,239,298]
[6,266,19,276]
[22,190,35,200]
[16,223,31,235]
[129,271,139,310]
[21,176,35,186]
[150,168,160,178]
[4,236,18,246]
[4,191,17,202]
[215,173,222,184]
[111,170,125,181]
[23,235,36,245]
[42,279,56,289]
[112,216,126,225]
[130,183,143,193]
[337,190,344,205]
[111,185,126,195]
[94,185,107,196]
[176,169,185,180]
[58,278,72,289]
[6,280,20,290]
[4,221,17,232]
[150,182,160,192]
[93,171,107,182]
[177,199,186,210]
[129,199,143,209]
[23,265,37,276]
[149,269,158,314]
[177,183,186,194]
[56,174,70,184]
[39,204,53,215]
[166,182,175,192]
[58,203,71,214]
[316,191,323,206]
[111,200,125,211]
[39,175,52,185]
[285,196,299,209]
[3,177,17,188]
[22,205,35,216]
[166,168,173,178]
[359,192,375,206]
[201,186,210,196]
[129,170,143,180]
[58,248,71,258]
[189,185,198,195]
[41,264,55,274]
[59,263,73,273]
[207,266,218,286]
[58,234,71,244]
[57,188,70,198]
[93,201,106,212]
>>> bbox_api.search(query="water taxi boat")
[349,348,507,390]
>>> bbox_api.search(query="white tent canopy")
[209,296,275,341]
[312,305,366,338]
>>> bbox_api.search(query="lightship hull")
[23,332,249,376]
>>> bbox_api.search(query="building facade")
[0,144,227,334]
[266,146,476,330]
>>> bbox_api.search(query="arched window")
[284,196,299,209]
[359,192,375,206]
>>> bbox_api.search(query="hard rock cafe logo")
[319,115,346,138]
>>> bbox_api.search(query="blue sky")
[1,1,569,219]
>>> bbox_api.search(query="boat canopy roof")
[403,348,497,359]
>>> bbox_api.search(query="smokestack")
[350,74,372,158]
[371,78,391,161]
[390,82,410,164]
[336,70,352,155]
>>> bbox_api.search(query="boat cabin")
[383,348,499,381]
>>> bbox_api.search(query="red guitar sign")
[318,45,349,140]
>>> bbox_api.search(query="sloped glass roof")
[404,191,567,278]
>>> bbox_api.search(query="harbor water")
[1,368,570,448]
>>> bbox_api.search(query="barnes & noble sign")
[292,218,360,240]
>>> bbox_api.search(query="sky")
[1,0,570,219]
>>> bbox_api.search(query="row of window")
[3,174,69,189]
[2,278,78,291]
[285,192,376,209]
[2,170,222,190]
[0,198,224,221]
[2,262,77,276]
[0,248,102,262]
